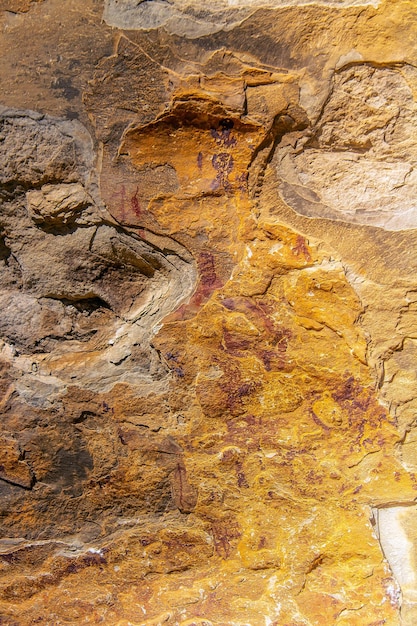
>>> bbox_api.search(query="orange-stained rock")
[0,0,417,624]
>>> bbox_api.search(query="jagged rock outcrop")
[0,0,417,624]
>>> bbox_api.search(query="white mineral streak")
[374,507,417,625]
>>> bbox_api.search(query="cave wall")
[0,0,417,624]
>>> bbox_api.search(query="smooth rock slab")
[103,0,381,37]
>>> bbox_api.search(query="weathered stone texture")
[0,0,417,624]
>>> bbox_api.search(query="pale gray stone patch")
[103,0,380,38]
[373,507,417,625]
[276,65,417,231]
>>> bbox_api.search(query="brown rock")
[0,0,417,624]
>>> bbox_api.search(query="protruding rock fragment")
[26,183,91,224]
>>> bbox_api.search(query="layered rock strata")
[0,0,417,624]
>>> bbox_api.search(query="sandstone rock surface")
[0,0,417,624]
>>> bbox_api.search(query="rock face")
[0,0,417,624]
[278,64,417,229]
